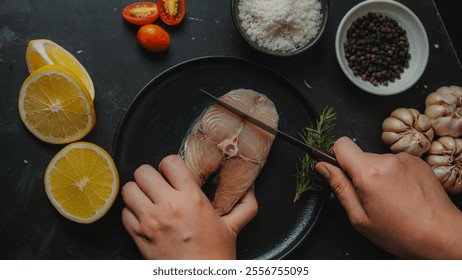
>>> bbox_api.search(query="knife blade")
[199,89,339,168]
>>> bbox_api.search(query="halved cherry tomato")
[137,24,170,52]
[122,2,159,26]
[157,0,186,26]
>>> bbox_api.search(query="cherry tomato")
[157,0,186,26]
[122,2,159,26]
[137,24,170,52]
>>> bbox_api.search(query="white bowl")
[335,0,429,95]
[231,0,330,57]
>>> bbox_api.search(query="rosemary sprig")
[294,107,336,202]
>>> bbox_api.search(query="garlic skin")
[425,86,462,137]
[382,108,434,157]
[426,137,462,193]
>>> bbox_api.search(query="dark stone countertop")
[1,0,461,259]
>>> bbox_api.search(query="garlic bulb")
[382,108,434,157]
[426,137,462,193]
[425,86,462,137]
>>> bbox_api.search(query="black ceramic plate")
[112,56,327,259]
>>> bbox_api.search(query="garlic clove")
[390,108,415,126]
[438,136,462,153]
[425,86,462,137]
[442,168,457,190]
[433,165,452,183]
[382,117,408,132]
[426,154,452,166]
[431,118,462,137]
[424,105,447,119]
[426,136,462,194]
[382,108,434,157]
[425,87,455,104]
[389,133,430,157]
[415,115,433,131]
[381,131,402,146]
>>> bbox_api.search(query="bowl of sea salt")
[231,0,329,56]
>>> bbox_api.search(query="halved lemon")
[44,142,119,224]
[18,64,95,144]
[26,39,95,100]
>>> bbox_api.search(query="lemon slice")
[44,142,119,224]
[26,39,95,100]
[18,65,96,144]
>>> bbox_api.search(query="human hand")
[121,155,258,259]
[316,137,462,259]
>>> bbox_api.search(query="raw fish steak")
[180,89,279,215]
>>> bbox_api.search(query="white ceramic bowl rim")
[335,0,429,96]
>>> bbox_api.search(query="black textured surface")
[1,0,461,259]
[434,0,462,61]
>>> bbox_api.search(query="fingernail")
[316,163,331,179]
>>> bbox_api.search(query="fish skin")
[180,89,279,215]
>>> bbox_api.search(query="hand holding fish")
[121,155,258,259]
[316,137,462,259]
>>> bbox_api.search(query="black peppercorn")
[343,12,411,86]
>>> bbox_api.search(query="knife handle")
[311,147,341,169]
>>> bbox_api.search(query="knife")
[199,89,340,168]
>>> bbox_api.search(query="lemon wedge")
[26,39,95,100]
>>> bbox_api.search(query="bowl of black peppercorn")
[335,0,429,95]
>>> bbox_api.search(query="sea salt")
[238,0,321,52]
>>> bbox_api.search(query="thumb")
[222,186,258,234]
